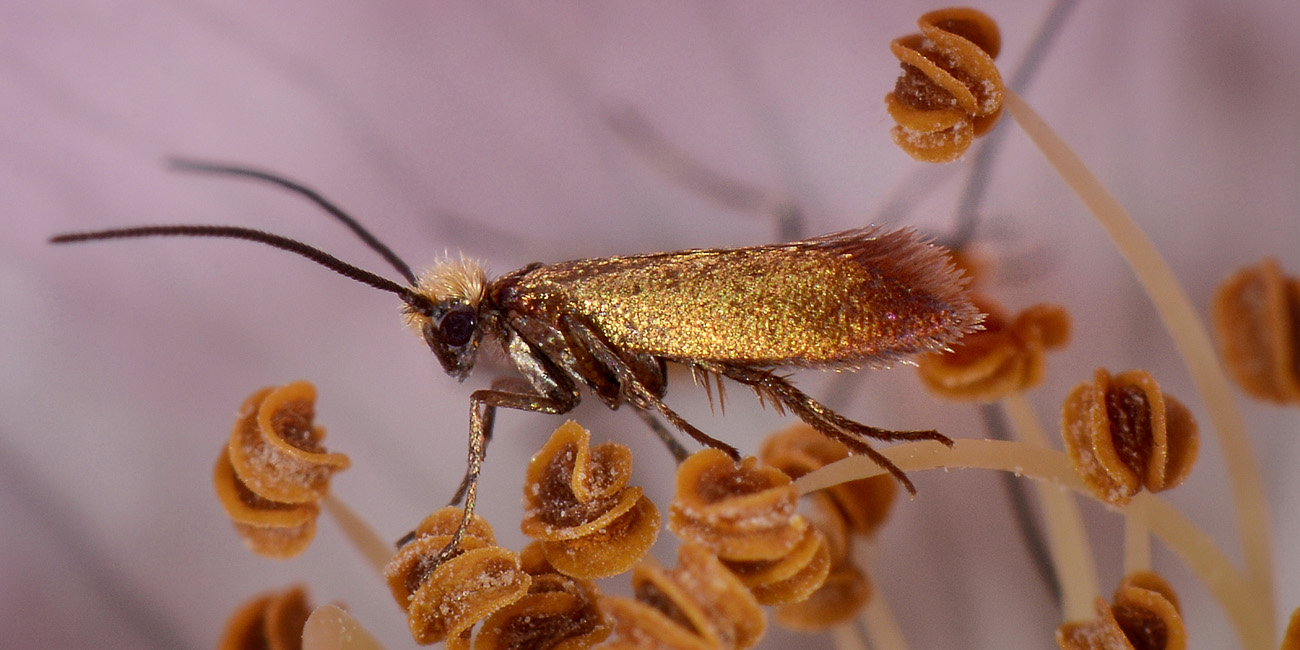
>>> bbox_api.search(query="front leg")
[423,382,578,564]
[444,377,550,505]
[414,323,580,565]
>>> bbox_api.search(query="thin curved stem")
[321,494,392,576]
[858,580,908,650]
[1002,393,1098,621]
[795,439,1269,650]
[1002,88,1274,634]
[1123,499,1152,575]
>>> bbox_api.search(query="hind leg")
[701,362,952,494]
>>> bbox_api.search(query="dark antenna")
[50,225,433,315]
[168,159,418,285]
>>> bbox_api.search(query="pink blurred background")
[2,2,1298,648]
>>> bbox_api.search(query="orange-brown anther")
[1061,369,1199,506]
[601,543,766,650]
[384,508,531,647]
[670,447,831,606]
[755,426,884,627]
[725,523,832,606]
[1056,572,1186,650]
[213,450,320,559]
[217,585,312,650]
[519,421,659,579]
[385,507,498,612]
[213,381,349,558]
[917,298,1070,401]
[760,424,898,536]
[767,492,873,630]
[473,542,611,650]
[774,559,872,632]
[1212,257,1300,404]
[412,505,499,544]
[669,448,804,560]
[885,7,1004,162]
[1282,606,1300,650]
[227,381,350,503]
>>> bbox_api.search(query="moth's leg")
[632,408,691,463]
[514,311,682,461]
[620,354,686,461]
[423,380,579,569]
[509,311,622,408]
[562,315,740,460]
[624,352,667,400]
[689,365,729,415]
[414,324,581,567]
[706,363,952,444]
[445,376,532,505]
[702,363,949,494]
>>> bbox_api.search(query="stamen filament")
[1002,393,1098,621]
[858,581,909,650]
[1002,87,1274,635]
[795,439,1268,649]
[321,494,392,576]
[1123,499,1152,576]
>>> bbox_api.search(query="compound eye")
[438,307,477,347]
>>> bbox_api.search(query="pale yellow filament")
[795,439,1268,649]
[1002,88,1274,638]
[1002,393,1098,621]
[321,493,393,576]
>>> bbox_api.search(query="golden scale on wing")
[514,227,978,367]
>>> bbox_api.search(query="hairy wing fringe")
[809,226,983,350]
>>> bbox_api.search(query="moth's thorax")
[402,255,489,334]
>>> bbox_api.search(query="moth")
[53,160,980,559]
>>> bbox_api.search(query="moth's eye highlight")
[438,307,477,347]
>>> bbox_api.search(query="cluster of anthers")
[759,424,895,630]
[1056,572,1186,650]
[1212,258,1300,405]
[384,507,533,647]
[917,294,1071,402]
[520,421,661,579]
[377,422,890,649]
[1060,368,1199,507]
[885,7,1004,162]
[474,542,611,650]
[382,421,664,649]
[213,381,350,558]
[668,448,832,609]
[600,543,766,650]
[217,584,312,650]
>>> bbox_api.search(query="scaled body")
[495,227,976,368]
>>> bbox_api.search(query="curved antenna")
[168,159,418,285]
[50,225,433,315]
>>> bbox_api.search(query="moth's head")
[403,255,489,381]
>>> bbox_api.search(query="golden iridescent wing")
[513,227,979,368]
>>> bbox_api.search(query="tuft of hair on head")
[419,254,488,303]
[402,254,489,328]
